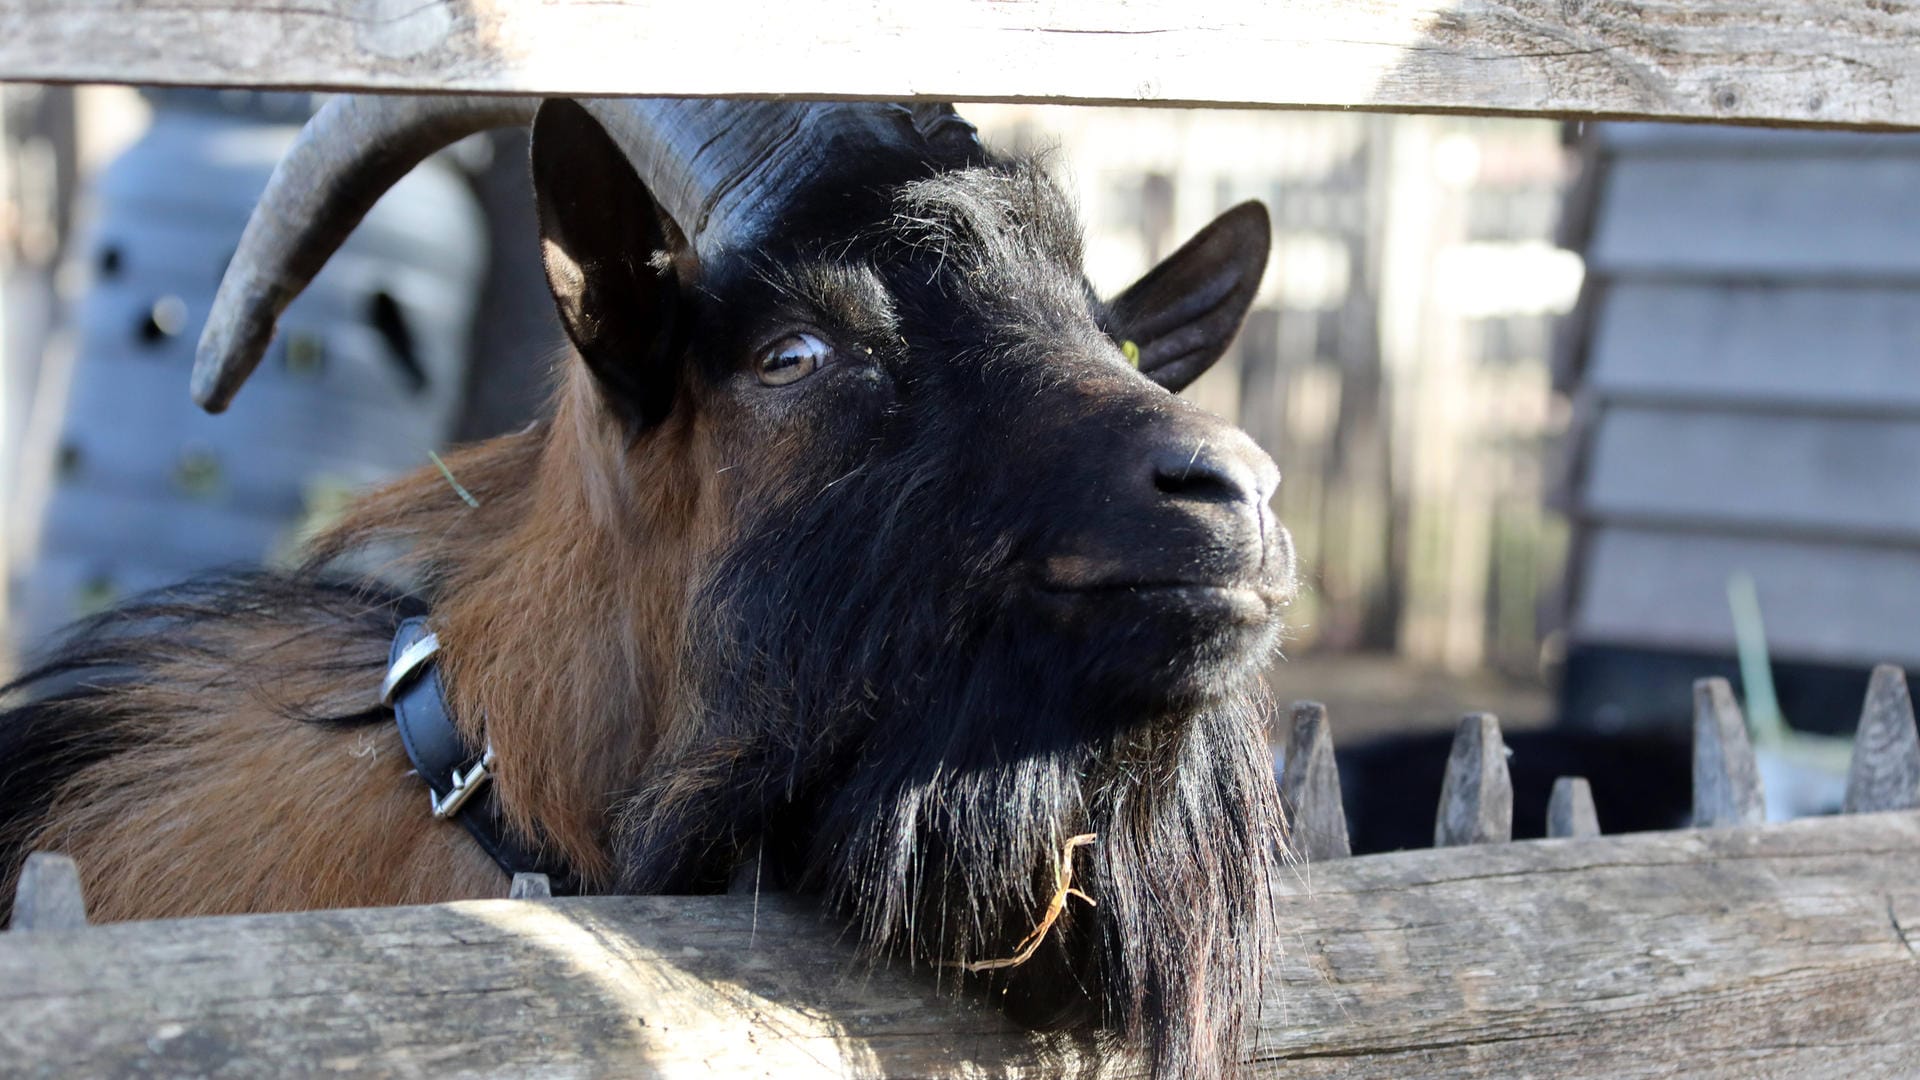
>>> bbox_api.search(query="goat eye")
[756,332,831,387]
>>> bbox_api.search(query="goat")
[0,95,1293,1078]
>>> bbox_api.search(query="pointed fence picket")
[1280,701,1350,862]
[1546,776,1600,839]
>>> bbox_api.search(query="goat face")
[526,101,1291,1076]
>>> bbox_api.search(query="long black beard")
[819,682,1284,1080]
[613,458,1286,1079]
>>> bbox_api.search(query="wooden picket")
[1278,701,1350,861]
[1846,665,1920,812]
[1433,712,1513,846]
[5,853,86,933]
[1546,776,1600,839]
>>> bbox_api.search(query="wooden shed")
[1555,123,1920,736]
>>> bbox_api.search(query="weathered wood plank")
[1547,776,1600,838]
[1571,526,1920,666]
[1692,677,1766,828]
[7,852,89,932]
[0,890,1060,1078]
[1591,153,1920,274]
[1257,811,1920,1078]
[1,813,1915,1077]
[1280,701,1351,862]
[1584,408,1920,544]
[1587,284,1920,417]
[0,1,1919,128]
[1845,664,1920,813]
[1434,713,1512,846]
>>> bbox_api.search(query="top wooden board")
[1,1,1920,129]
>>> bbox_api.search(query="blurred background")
[2,88,1912,842]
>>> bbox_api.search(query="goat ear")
[1105,200,1270,393]
[531,99,685,427]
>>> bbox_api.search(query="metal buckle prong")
[380,631,440,707]
[431,743,495,820]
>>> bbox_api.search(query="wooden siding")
[1573,527,1920,666]
[1559,120,1920,672]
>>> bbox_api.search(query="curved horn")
[193,95,537,413]
[574,99,977,258]
[196,95,982,413]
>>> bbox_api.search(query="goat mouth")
[1029,579,1283,623]
[1043,579,1268,602]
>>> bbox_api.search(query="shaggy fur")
[0,113,1291,1079]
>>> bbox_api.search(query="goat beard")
[817,689,1284,1080]
[615,619,1283,1080]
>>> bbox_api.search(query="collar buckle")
[430,743,496,820]
[384,615,579,894]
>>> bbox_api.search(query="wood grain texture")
[1,813,1916,1077]
[1281,701,1352,862]
[1256,811,1920,1078]
[1,1,1919,128]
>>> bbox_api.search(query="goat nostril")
[1151,446,1253,504]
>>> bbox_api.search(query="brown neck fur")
[314,368,723,887]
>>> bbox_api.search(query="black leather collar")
[384,616,580,895]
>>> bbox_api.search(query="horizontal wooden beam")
[3,811,1916,1077]
[1259,810,1920,1077]
[0,1,1918,129]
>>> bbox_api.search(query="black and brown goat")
[0,96,1293,1077]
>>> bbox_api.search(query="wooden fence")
[3,1,1920,1075]
[4,669,1917,1075]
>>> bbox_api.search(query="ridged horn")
[194,95,981,413]
[570,99,973,260]
[193,95,538,413]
